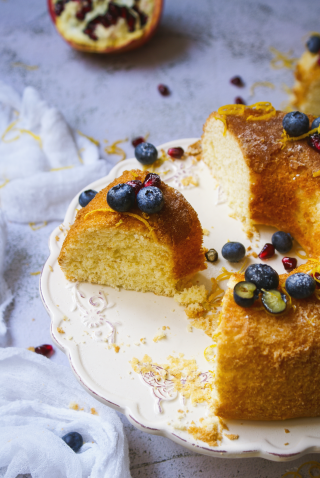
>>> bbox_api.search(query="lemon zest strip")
[0,178,9,189]
[30,271,41,276]
[281,460,320,478]
[84,208,157,241]
[1,120,20,143]
[295,248,309,260]
[269,47,297,70]
[50,166,75,172]
[204,344,217,362]
[250,81,275,96]
[104,139,128,162]
[29,221,47,231]
[218,104,246,116]
[77,129,100,146]
[115,219,123,227]
[19,129,42,148]
[214,116,227,135]
[12,62,38,71]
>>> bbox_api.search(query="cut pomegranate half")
[48,0,164,54]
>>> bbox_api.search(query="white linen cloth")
[0,347,131,478]
[0,81,111,222]
[0,212,13,336]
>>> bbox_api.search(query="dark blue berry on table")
[245,263,279,290]
[135,142,158,165]
[221,242,246,262]
[126,180,143,196]
[79,189,98,207]
[282,111,309,137]
[311,117,320,130]
[306,35,320,54]
[62,432,83,453]
[137,186,164,214]
[233,281,259,308]
[285,273,316,299]
[107,183,135,212]
[271,231,293,253]
[143,173,161,188]
[230,76,244,87]
[261,289,287,314]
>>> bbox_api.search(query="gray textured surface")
[1,0,320,476]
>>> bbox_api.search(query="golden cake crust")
[215,261,320,421]
[58,169,206,283]
[203,109,320,258]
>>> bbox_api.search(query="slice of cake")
[58,169,206,297]
[213,261,320,420]
[202,104,320,258]
[291,34,320,116]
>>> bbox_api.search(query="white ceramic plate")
[40,138,320,462]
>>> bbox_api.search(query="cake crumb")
[112,344,120,353]
[246,246,252,251]
[90,408,98,415]
[69,402,79,411]
[27,346,35,352]
[202,228,210,236]
[181,176,199,187]
[140,337,146,344]
[284,429,290,433]
[134,342,140,346]
[224,433,239,441]
[153,331,167,342]
[68,336,73,340]
[49,265,53,272]
[284,443,289,446]
[162,326,167,330]
[187,325,193,332]
[63,316,69,321]
[57,327,65,334]
[55,235,60,241]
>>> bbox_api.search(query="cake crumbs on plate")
[284,443,289,446]
[55,235,60,241]
[27,346,35,352]
[48,265,53,272]
[284,428,290,433]
[202,228,210,236]
[90,408,98,415]
[181,176,199,187]
[57,327,65,334]
[224,433,239,440]
[153,331,167,342]
[140,337,146,344]
[112,344,120,353]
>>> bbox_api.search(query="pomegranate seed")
[132,136,145,148]
[167,147,184,159]
[108,2,121,18]
[311,272,320,289]
[143,173,161,188]
[54,1,65,15]
[282,257,297,272]
[230,76,244,87]
[158,84,170,96]
[308,133,320,152]
[126,12,136,31]
[235,97,246,105]
[126,180,143,195]
[258,243,275,260]
[35,344,53,358]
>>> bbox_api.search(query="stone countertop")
[1,0,320,476]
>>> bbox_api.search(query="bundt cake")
[58,169,206,297]
[213,260,320,421]
[291,34,320,116]
[202,103,320,258]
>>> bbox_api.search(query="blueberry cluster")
[107,173,164,214]
[282,110,320,153]
[233,263,316,315]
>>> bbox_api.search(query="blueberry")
[136,186,164,214]
[283,111,310,137]
[245,263,279,290]
[233,281,259,308]
[261,289,287,314]
[79,189,98,207]
[62,432,83,453]
[307,35,320,54]
[107,183,135,212]
[205,248,218,262]
[311,117,320,130]
[271,231,293,253]
[135,142,158,165]
[285,273,316,299]
[221,242,245,262]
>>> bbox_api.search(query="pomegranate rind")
[48,0,164,54]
